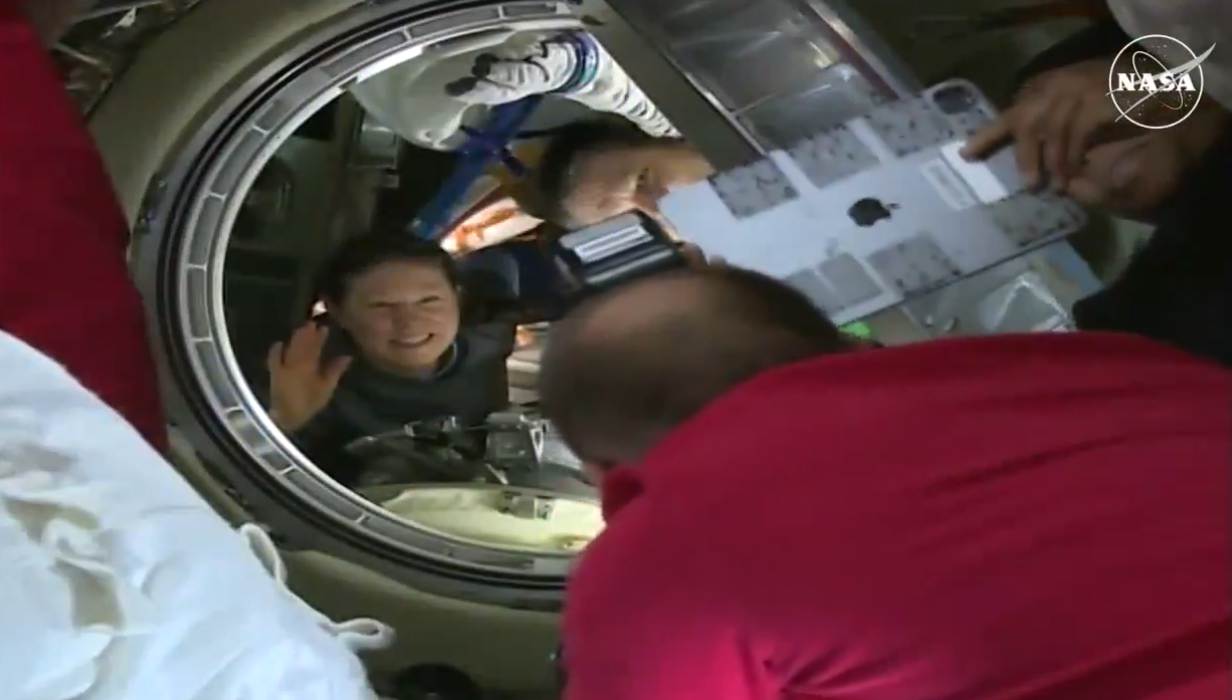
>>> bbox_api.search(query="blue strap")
[411,96,542,240]
[410,33,602,241]
[550,32,602,96]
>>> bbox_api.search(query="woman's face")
[561,141,715,227]
[331,260,460,375]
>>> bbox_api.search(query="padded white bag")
[0,330,393,700]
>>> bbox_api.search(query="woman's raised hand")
[266,324,352,433]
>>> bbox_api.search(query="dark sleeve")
[287,410,362,487]
[476,299,560,326]
[0,3,166,450]
[473,320,518,411]
[469,321,518,358]
[1014,19,1129,90]
[1072,125,1232,367]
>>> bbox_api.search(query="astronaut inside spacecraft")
[227,29,705,531]
[230,4,1232,530]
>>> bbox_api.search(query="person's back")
[548,268,1231,700]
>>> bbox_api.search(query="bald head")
[538,266,853,468]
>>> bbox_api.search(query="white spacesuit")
[348,31,677,152]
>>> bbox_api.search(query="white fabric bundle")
[452,35,679,138]
[0,330,393,700]
[350,32,677,151]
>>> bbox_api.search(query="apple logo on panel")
[847,198,899,227]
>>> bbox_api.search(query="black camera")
[551,211,688,297]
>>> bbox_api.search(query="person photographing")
[539,264,1230,700]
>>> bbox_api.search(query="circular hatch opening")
[130,0,596,610]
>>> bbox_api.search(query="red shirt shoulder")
[0,2,165,448]
[568,333,1231,700]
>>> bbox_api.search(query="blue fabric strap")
[410,32,601,239]
[551,32,602,95]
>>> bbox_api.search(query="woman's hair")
[518,119,658,225]
[312,231,459,305]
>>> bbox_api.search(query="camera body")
[551,211,688,298]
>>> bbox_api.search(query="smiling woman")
[315,235,464,377]
[268,234,520,488]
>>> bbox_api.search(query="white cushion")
[0,330,392,700]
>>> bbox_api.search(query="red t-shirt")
[563,333,1231,700]
[0,1,165,449]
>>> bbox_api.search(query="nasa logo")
[1108,34,1216,130]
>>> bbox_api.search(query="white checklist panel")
[658,80,1087,325]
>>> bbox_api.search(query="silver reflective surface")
[611,0,888,147]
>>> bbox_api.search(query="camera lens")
[932,84,978,116]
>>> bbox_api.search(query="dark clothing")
[564,333,1231,700]
[293,322,516,486]
[1017,19,1232,367]
[0,2,166,449]
[1074,123,1232,367]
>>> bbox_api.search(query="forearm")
[0,1,166,449]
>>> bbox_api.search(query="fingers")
[961,109,1047,187]
[266,341,286,375]
[322,355,355,389]
[676,242,728,268]
[963,62,1116,190]
[960,115,1013,161]
[964,93,1082,189]
[284,323,330,368]
[1062,176,1105,206]
[1012,120,1044,189]
[677,242,706,267]
[269,324,351,397]
[1043,97,1081,188]
[1066,99,1122,177]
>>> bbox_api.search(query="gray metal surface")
[569,0,762,169]
[594,0,916,150]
